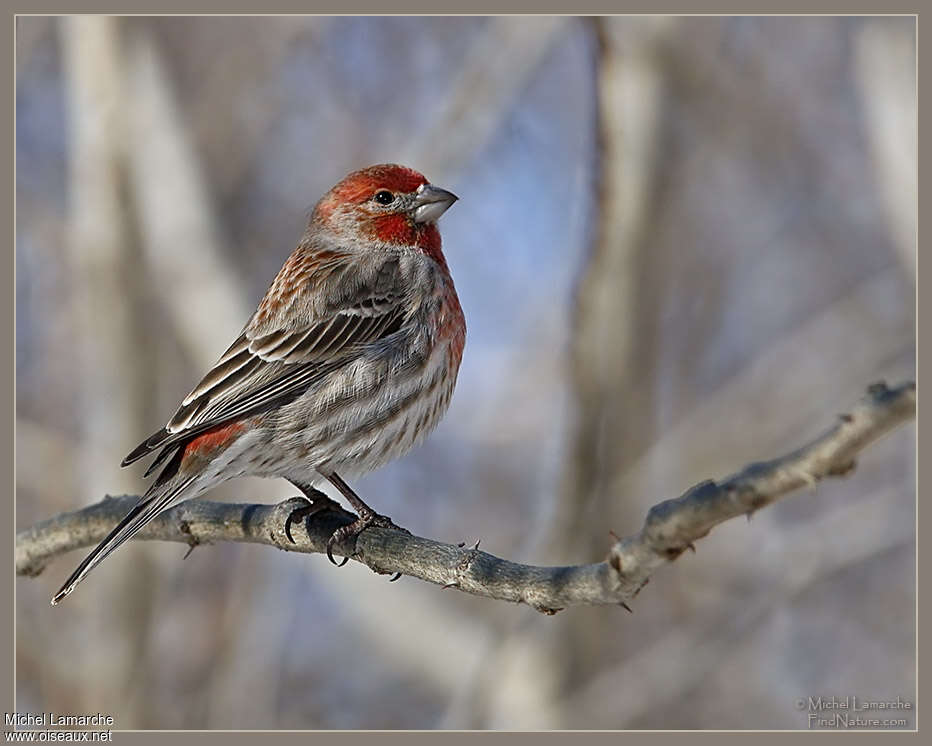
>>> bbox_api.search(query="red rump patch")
[182,421,248,463]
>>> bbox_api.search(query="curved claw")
[323,510,406,569]
[388,572,402,582]
[284,510,302,545]
[284,497,333,545]
[326,534,350,567]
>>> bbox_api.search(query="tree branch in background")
[16,381,915,613]
[401,16,568,179]
[61,16,149,499]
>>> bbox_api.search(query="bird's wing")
[123,255,409,468]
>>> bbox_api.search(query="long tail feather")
[50,478,193,606]
[122,427,170,467]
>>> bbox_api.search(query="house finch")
[52,164,465,605]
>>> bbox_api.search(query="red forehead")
[330,164,429,203]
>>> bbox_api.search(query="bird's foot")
[284,493,343,544]
[326,510,410,569]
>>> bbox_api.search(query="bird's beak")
[412,183,458,224]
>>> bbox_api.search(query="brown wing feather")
[123,253,409,469]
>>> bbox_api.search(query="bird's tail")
[50,474,195,606]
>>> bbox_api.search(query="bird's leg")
[284,480,344,545]
[324,471,410,574]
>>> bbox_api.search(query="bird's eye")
[374,190,395,205]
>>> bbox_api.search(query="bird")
[52,164,465,605]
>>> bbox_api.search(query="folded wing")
[123,255,408,471]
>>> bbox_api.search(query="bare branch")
[16,381,915,613]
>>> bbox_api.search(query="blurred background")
[16,15,915,730]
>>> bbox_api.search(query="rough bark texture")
[17,381,915,613]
